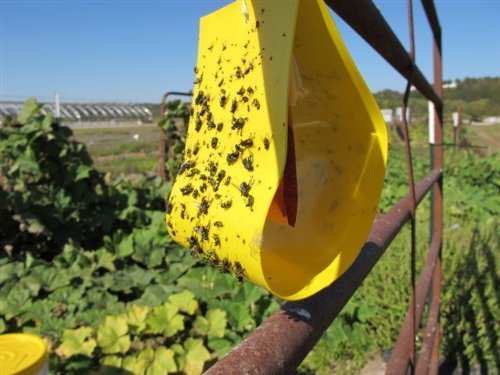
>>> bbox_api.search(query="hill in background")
[373,76,500,122]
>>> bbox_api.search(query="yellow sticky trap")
[166,0,388,300]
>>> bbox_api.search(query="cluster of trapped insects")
[167,12,275,283]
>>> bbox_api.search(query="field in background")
[72,125,159,176]
[72,122,499,176]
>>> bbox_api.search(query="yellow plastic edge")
[259,0,388,300]
[0,334,48,375]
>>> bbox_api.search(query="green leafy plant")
[53,292,223,374]
[0,99,127,258]
[0,100,279,374]
[158,100,191,180]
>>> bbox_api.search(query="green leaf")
[206,309,227,337]
[94,248,116,271]
[234,283,265,305]
[16,148,40,174]
[99,355,129,375]
[97,315,131,354]
[18,98,43,123]
[0,262,24,285]
[33,266,71,291]
[135,284,173,306]
[208,337,234,359]
[117,235,134,258]
[109,272,135,292]
[183,338,211,375]
[168,290,199,315]
[123,348,153,374]
[146,302,184,337]
[0,318,6,333]
[101,355,122,368]
[192,316,210,337]
[56,327,96,358]
[127,305,150,333]
[27,219,45,234]
[76,165,93,181]
[19,275,41,296]
[130,227,166,268]
[146,347,177,375]
[62,356,95,373]
[4,286,30,319]
[193,308,227,338]
[145,247,165,268]
[213,300,255,333]
[123,346,177,375]
[357,304,370,323]
[41,111,53,130]
[127,267,156,288]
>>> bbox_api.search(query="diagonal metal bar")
[206,170,442,375]
[325,0,442,107]
[421,0,442,41]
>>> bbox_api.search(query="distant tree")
[373,76,500,120]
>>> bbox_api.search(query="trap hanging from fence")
[166,0,388,300]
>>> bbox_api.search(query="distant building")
[483,116,500,124]
[395,107,411,123]
[443,80,457,89]
[0,101,154,123]
[381,109,393,123]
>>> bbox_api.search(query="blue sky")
[1,0,499,103]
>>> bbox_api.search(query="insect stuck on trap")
[231,117,246,132]
[178,160,196,175]
[197,197,210,215]
[240,180,252,197]
[232,261,246,283]
[226,150,240,165]
[242,154,254,171]
[240,138,254,148]
[180,183,194,196]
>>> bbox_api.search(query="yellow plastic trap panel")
[166,0,388,300]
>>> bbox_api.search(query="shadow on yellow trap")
[166,0,388,301]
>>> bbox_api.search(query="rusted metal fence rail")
[386,0,443,372]
[206,170,441,375]
[206,1,443,373]
[327,0,441,107]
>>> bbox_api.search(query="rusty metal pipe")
[206,169,441,375]
[429,307,441,375]
[386,232,442,374]
[325,0,442,107]
[415,258,441,375]
[415,296,440,375]
[431,9,444,371]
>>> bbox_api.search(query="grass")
[72,125,160,175]
[298,122,499,373]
